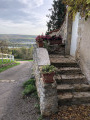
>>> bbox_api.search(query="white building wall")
[70,13,80,57]
[76,17,90,83]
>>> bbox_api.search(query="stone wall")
[56,15,68,44]
[49,15,68,44]
[76,17,90,83]
[33,48,58,116]
[65,14,72,55]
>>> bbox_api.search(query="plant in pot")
[36,35,44,47]
[41,65,56,83]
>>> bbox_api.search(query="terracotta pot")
[49,40,62,45]
[37,41,43,47]
[42,72,55,83]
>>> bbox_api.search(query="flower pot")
[37,41,43,47]
[42,72,55,83]
[49,40,62,45]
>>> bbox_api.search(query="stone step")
[58,92,90,105]
[56,67,82,75]
[50,55,65,58]
[51,62,79,68]
[50,55,75,61]
[55,74,88,84]
[57,84,90,93]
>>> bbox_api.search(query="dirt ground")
[0,61,40,120]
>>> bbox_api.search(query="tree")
[0,40,8,62]
[0,41,8,53]
[46,0,66,33]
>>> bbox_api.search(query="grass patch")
[0,61,20,73]
[0,59,14,65]
[15,59,33,62]
[22,78,36,97]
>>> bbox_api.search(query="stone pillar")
[39,78,58,116]
[65,13,72,55]
[33,48,58,116]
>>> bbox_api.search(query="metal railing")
[0,53,14,62]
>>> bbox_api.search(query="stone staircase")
[50,55,90,105]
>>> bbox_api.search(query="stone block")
[36,48,50,66]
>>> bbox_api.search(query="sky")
[0,0,53,35]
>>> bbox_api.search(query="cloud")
[18,0,44,8]
[0,19,47,35]
[0,0,53,35]
[33,0,44,7]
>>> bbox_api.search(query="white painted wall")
[70,13,80,57]
[76,17,90,82]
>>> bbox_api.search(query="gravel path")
[0,61,39,120]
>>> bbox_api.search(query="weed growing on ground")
[31,91,38,99]
[22,78,36,97]
[23,78,35,88]
[22,84,36,96]
[34,103,40,110]
[22,78,43,120]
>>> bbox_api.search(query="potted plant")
[41,65,56,83]
[36,35,44,47]
[49,35,62,45]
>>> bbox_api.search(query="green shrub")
[22,84,36,96]
[42,65,56,74]
[11,47,33,60]
[23,78,35,88]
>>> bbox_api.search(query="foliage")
[36,35,50,42]
[22,78,36,96]
[22,84,36,96]
[46,0,66,33]
[36,35,62,42]
[11,46,33,60]
[42,65,56,74]
[0,40,8,53]
[36,35,62,53]
[23,78,35,88]
[63,0,90,20]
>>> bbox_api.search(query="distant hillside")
[0,34,37,43]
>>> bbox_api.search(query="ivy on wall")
[63,0,90,20]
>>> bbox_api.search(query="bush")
[42,65,56,74]
[23,79,35,88]
[22,78,36,97]
[22,84,36,96]
[11,46,33,60]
